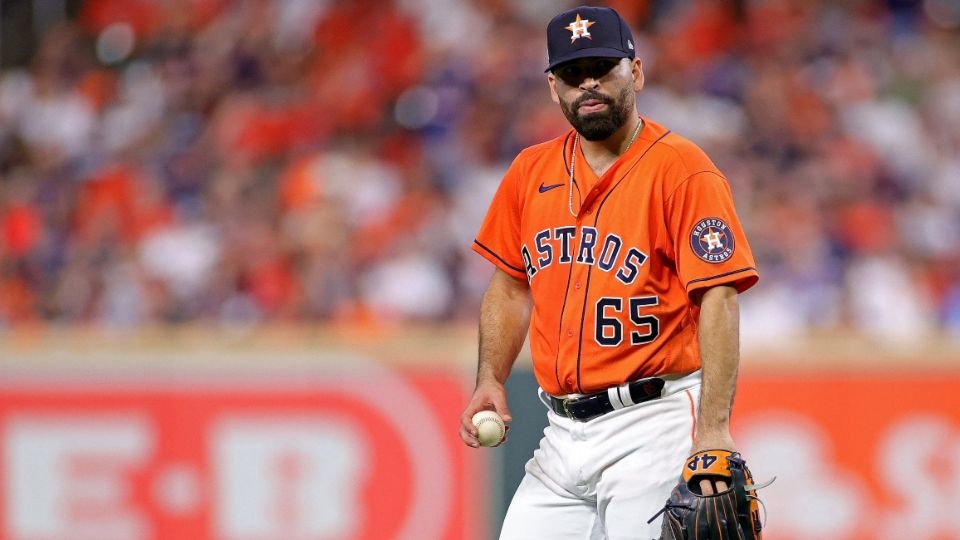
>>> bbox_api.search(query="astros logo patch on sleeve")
[690,217,735,263]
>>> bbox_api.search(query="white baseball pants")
[499,371,701,540]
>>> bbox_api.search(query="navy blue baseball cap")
[545,6,636,73]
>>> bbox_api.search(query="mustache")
[574,91,613,109]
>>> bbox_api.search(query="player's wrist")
[475,368,508,387]
[690,431,735,454]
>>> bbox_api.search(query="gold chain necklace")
[568,119,643,218]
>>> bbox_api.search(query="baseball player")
[458,5,760,539]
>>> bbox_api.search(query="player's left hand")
[689,431,736,495]
[653,450,770,540]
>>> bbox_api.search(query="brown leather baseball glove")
[651,450,772,540]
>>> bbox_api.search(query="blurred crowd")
[0,0,959,342]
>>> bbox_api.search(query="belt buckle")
[562,398,573,419]
[563,397,591,422]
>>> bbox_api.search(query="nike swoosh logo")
[539,182,564,193]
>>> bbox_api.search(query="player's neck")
[578,115,643,176]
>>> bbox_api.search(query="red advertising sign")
[0,367,483,540]
[4,366,957,539]
[735,372,960,540]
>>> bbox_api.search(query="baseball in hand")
[472,410,506,447]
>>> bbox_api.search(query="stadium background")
[0,0,959,538]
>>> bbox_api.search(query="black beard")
[560,87,632,141]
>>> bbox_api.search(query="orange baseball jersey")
[472,117,758,396]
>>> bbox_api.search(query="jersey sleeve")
[472,156,528,280]
[666,171,758,299]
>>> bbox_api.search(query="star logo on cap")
[565,14,595,42]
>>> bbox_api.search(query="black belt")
[548,377,666,422]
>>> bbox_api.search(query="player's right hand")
[459,381,512,448]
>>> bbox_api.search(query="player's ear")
[631,58,644,92]
[547,73,560,104]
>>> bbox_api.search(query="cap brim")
[545,48,633,72]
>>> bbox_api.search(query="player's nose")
[578,76,601,90]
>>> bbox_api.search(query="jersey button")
[566,330,574,337]
[574,281,581,289]
[585,209,592,214]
